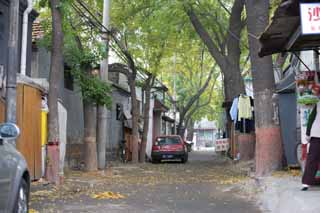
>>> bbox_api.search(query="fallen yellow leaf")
[91,191,126,200]
[29,209,39,213]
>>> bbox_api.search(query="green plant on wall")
[72,68,112,108]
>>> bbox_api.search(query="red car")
[151,135,188,163]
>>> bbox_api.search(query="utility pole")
[314,49,319,73]
[97,0,110,169]
[6,0,19,124]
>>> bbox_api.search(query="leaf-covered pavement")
[30,151,262,213]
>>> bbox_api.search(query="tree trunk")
[46,0,63,184]
[139,76,153,163]
[186,120,194,141]
[224,0,246,100]
[83,101,98,171]
[128,75,140,163]
[177,122,186,139]
[48,0,63,143]
[245,0,283,176]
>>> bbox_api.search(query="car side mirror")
[0,123,20,140]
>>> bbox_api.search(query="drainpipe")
[20,0,33,76]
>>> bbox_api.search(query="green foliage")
[35,0,229,123]
[72,69,112,108]
[110,0,188,75]
[35,0,112,107]
[110,0,226,124]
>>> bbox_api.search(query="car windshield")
[157,137,180,145]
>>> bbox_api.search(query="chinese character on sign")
[308,7,320,21]
[301,3,320,34]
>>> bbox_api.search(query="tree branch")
[226,0,246,58]
[73,0,137,77]
[184,5,226,68]
[184,74,217,124]
[197,12,225,52]
[180,64,217,121]
[217,0,231,15]
[68,17,84,52]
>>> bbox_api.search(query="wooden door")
[0,84,42,179]
[0,98,5,122]
[16,84,42,180]
[124,128,132,161]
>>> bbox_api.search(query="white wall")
[146,99,155,159]
[300,50,317,71]
[58,102,67,176]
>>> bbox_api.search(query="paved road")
[30,151,262,213]
[188,150,217,161]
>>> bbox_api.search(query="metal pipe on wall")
[20,0,33,76]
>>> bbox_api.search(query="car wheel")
[13,179,29,213]
[182,155,188,164]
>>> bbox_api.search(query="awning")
[162,115,175,123]
[259,0,320,57]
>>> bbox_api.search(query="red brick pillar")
[46,143,60,184]
[255,127,282,176]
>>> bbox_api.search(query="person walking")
[302,100,320,191]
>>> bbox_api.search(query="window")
[116,104,122,120]
[64,67,74,91]
[0,9,4,41]
[156,137,181,145]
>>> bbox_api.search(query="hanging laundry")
[238,94,252,121]
[235,115,255,133]
[229,97,239,124]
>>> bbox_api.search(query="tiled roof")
[32,19,44,42]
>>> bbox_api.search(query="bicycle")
[118,140,127,163]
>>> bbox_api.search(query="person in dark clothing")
[301,101,320,191]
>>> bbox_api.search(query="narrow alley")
[2,1,320,213]
[30,151,261,213]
